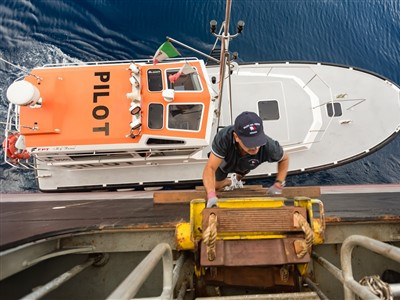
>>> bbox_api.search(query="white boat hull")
[31,61,400,191]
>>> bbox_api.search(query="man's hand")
[267,182,283,195]
[206,196,218,208]
[206,191,218,208]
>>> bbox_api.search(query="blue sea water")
[0,0,399,192]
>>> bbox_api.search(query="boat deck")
[1,184,399,251]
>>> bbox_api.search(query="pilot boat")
[2,20,400,192]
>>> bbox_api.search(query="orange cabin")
[20,60,214,149]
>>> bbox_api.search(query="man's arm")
[202,153,223,195]
[267,152,289,195]
[275,152,289,188]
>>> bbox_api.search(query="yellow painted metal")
[175,196,325,249]
[313,219,324,244]
[194,265,205,277]
[217,234,286,240]
[190,198,287,241]
[190,199,206,239]
[294,197,314,221]
[175,222,195,250]
[294,197,325,244]
[296,263,309,276]
[216,197,285,209]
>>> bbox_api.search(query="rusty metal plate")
[201,238,310,266]
[204,266,296,288]
[202,207,307,233]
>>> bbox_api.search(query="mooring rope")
[294,212,314,258]
[202,213,217,261]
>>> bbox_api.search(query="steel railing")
[341,235,400,300]
[313,235,400,300]
[106,243,174,300]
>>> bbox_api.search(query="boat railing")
[312,235,400,300]
[106,243,176,300]
[20,256,97,300]
[41,57,200,68]
[36,147,204,168]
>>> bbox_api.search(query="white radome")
[6,80,41,106]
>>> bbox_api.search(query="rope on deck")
[202,213,217,261]
[294,212,314,258]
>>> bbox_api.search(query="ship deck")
[1,184,400,251]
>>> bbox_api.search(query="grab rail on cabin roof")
[41,57,200,68]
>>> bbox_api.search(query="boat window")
[327,102,343,117]
[167,104,203,131]
[147,69,163,91]
[258,100,280,120]
[166,69,201,91]
[148,103,164,129]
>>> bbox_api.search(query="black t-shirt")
[211,126,284,175]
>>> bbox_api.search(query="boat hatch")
[18,60,214,151]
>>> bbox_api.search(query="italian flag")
[168,62,197,83]
[153,41,180,64]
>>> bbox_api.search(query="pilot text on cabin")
[92,72,110,136]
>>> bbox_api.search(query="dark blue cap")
[234,111,267,148]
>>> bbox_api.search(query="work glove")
[206,197,218,208]
[224,173,244,191]
[267,182,283,195]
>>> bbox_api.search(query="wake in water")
[0,43,82,192]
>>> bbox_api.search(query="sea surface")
[0,0,399,192]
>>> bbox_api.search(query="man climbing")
[203,111,289,208]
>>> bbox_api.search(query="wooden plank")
[153,186,321,204]
[281,186,320,199]
[153,190,264,204]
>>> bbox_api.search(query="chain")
[359,275,393,300]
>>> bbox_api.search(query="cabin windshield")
[167,104,203,131]
[166,69,202,91]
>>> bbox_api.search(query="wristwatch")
[275,179,286,187]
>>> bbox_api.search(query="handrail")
[312,251,378,300]
[106,243,173,300]
[312,235,400,300]
[341,235,400,300]
[20,257,96,300]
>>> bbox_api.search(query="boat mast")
[164,0,244,127]
[216,0,232,128]
[210,0,244,127]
